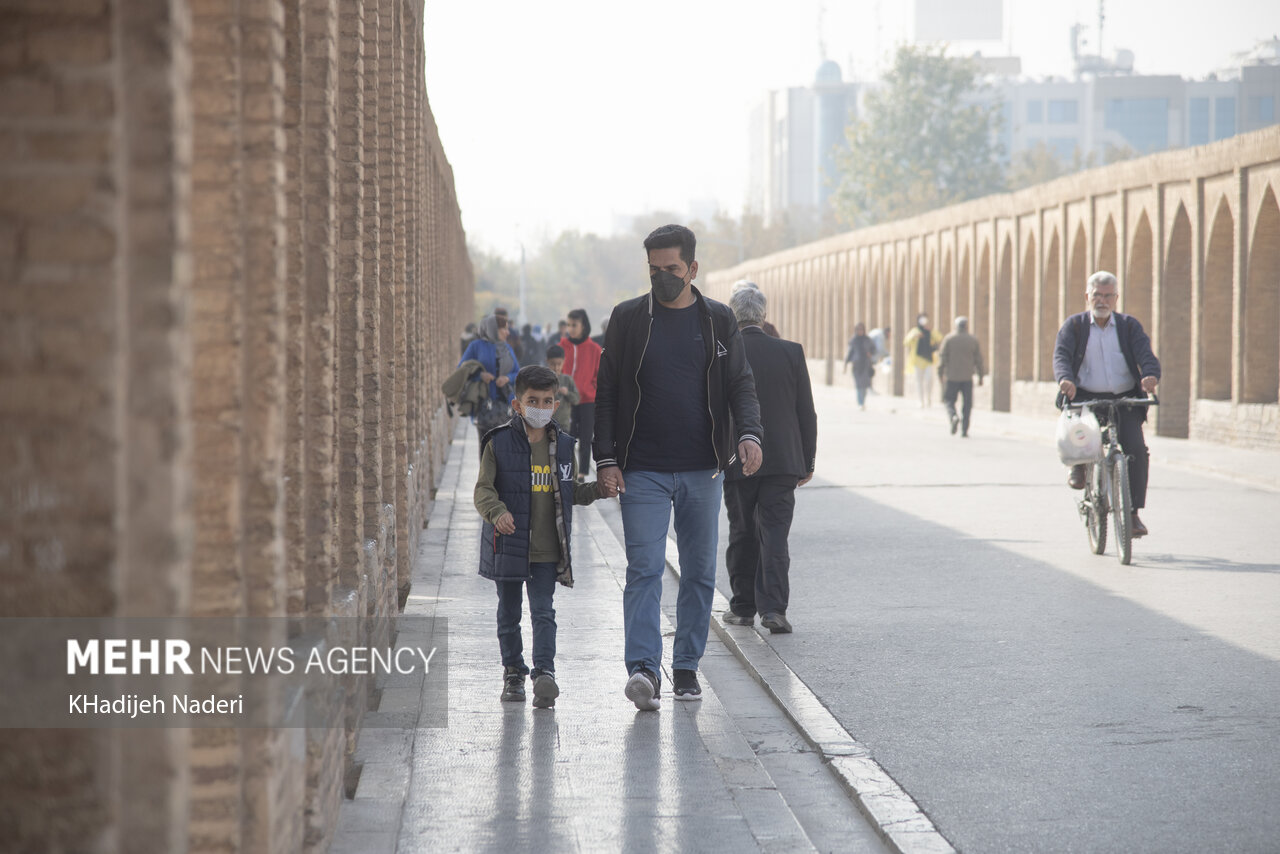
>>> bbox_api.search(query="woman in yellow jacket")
[902,313,942,407]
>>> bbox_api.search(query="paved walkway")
[331,422,916,854]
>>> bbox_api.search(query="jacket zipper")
[705,312,723,475]
[622,309,654,468]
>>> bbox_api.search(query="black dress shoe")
[1068,464,1086,490]
[721,610,754,626]
[1131,513,1149,538]
[760,613,793,634]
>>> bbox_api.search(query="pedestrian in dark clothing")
[937,316,985,437]
[721,286,816,634]
[844,322,876,409]
[595,224,763,710]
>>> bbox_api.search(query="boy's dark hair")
[566,307,591,337]
[545,344,565,361]
[643,224,696,266]
[515,364,558,396]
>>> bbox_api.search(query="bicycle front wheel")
[1111,454,1132,564]
[1086,462,1107,555]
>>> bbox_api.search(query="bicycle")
[1063,394,1157,565]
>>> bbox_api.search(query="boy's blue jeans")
[495,561,557,675]
[619,469,721,678]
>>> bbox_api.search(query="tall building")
[748,60,860,224]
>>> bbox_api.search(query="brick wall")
[0,0,473,850]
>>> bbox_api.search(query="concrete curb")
[663,536,957,854]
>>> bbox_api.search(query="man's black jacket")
[725,327,816,481]
[593,286,762,473]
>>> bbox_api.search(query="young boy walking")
[474,365,605,708]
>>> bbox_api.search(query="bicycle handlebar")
[1063,393,1159,411]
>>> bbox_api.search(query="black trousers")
[1075,390,1151,509]
[569,401,595,475]
[723,475,798,618]
[942,380,973,433]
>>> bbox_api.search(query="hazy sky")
[423,0,1279,256]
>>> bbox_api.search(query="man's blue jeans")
[619,469,721,677]
[495,561,557,676]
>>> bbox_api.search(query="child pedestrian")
[474,365,606,708]
[544,344,580,435]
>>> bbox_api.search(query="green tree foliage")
[832,45,1005,227]
[1007,140,1140,191]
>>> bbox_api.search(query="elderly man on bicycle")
[1054,271,1161,537]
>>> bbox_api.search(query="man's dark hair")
[545,344,565,361]
[643,224,696,266]
[515,364,558,396]
[566,308,591,338]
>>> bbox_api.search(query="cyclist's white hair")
[731,279,759,293]
[954,316,968,330]
[1087,271,1118,292]
[729,285,767,325]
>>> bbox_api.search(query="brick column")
[335,0,365,597]
[377,0,398,606]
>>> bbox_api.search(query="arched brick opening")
[959,245,972,322]
[1098,217,1118,274]
[975,242,990,341]
[1201,198,1234,400]
[1159,205,1193,437]
[894,257,908,395]
[924,252,936,325]
[1244,186,1280,403]
[941,248,954,330]
[1127,214,1154,327]
[993,237,1013,410]
[1067,224,1088,310]
[1017,233,1036,381]
[1040,230,1061,381]
[910,255,922,326]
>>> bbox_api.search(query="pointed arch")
[993,237,1013,410]
[1017,232,1037,381]
[958,245,972,323]
[1159,204,1193,437]
[941,246,954,331]
[1097,217,1118,274]
[1201,197,1234,400]
[1039,229,1061,381]
[1127,213,1154,327]
[1244,186,1280,403]
[1067,223,1088,307]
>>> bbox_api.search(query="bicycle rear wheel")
[1111,455,1132,564]
[1086,463,1107,554]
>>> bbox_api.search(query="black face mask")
[650,270,687,303]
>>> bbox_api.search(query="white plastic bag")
[1056,407,1102,464]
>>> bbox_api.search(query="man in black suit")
[721,285,817,633]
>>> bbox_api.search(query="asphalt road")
[725,380,1280,853]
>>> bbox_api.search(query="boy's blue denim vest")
[479,419,577,584]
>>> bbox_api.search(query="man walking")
[1054,271,1161,537]
[937,316,985,437]
[722,286,816,634]
[594,224,763,710]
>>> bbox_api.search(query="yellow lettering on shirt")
[532,464,553,493]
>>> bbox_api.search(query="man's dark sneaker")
[624,668,661,711]
[672,669,702,701]
[1131,512,1149,538]
[721,610,754,626]
[760,613,793,634]
[531,670,559,709]
[950,414,960,435]
[500,666,526,702]
[1068,464,1086,490]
